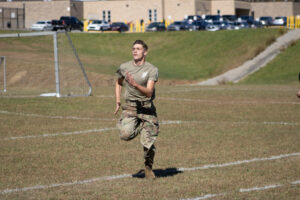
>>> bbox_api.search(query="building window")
[108,10,111,23]
[148,9,152,22]
[102,10,106,21]
[154,9,157,22]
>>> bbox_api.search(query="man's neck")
[133,59,145,66]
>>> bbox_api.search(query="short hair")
[133,40,148,51]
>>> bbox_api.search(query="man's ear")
[144,50,148,56]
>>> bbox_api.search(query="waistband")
[125,100,152,106]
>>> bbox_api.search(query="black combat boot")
[144,146,156,179]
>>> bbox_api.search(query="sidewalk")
[196,29,300,85]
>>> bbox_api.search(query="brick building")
[0,0,300,29]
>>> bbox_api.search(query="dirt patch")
[8,70,27,85]
[157,79,199,86]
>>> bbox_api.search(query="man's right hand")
[114,102,121,115]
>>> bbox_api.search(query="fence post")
[53,32,60,98]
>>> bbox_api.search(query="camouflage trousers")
[117,101,159,168]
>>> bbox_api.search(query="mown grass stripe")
[1,110,299,126]
[0,121,182,140]
[1,120,299,141]
[0,153,299,195]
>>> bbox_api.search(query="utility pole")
[162,0,165,21]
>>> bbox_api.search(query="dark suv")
[259,16,273,27]
[52,16,83,31]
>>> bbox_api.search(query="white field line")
[0,121,182,141]
[0,95,115,99]
[0,110,114,121]
[182,193,224,200]
[239,184,282,192]
[1,128,117,141]
[1,110,299,126]
[1,120,299,141]
[0,95,38,98]
[178,152,300,172]
[0,153,299,195]
[94,95,300,105]
[160,87,297,93]
[181,180,300,200]
[291,180,300,185]
[161,120,300,126]
[158,97,300,105]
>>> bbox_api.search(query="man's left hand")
[126,72,137,87]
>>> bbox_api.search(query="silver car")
[31,21,52,31]
[272,16,287,26]
[87,20,110,31]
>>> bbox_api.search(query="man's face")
[132,44,147,62]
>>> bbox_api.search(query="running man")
[114,40,159,179]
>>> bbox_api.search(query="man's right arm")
[114,77,123,115]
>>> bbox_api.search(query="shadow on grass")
[132,167,183,179]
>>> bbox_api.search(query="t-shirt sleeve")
[149,67,159,82]
[115,65,124,79]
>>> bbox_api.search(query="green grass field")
[0,29,299,199]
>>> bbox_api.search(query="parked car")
[31,21,52,31]
[110,22,129,32]
[204,15,221,23]
[180,21,196,31]
[167,21,182,31]
[233,21,249,30]
[205,21,221,31]
[239,16,254,26]
[259,16,273,27]
[253,20,263,28]
[219,21,235,30]
[167,21,194,31]
[191,20,207,30]
[186,15,202,23]
[272,16,287,26]
[51,16,83,31]
[146,22,166,32]
[222,15,237,22]
[87,20,110,31]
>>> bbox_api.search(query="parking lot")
[28,14,298,34]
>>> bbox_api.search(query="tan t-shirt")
[116,61,158,102]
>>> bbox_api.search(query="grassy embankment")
[240,38,300,84]
[71,28,286,81]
